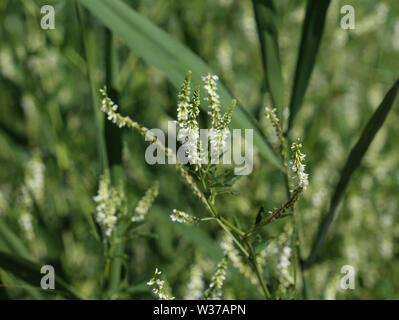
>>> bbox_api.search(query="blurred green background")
[0,0,398,299]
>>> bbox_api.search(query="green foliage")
[0,0,398,300]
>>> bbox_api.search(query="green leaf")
[304,79,399,269]
[78,0,282,170]
[287,0,331,131]
[252,0,285,120]
[0,250,82,299]
[75,1,108,174]
[0,220,33,261]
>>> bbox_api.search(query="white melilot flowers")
[147,268,175,300]
[176,71,235,166]
[18,211,34,240]
[177,72,202,166]
[131,181,159,222]
[93,171,125,238]
[204,255,228,300]
[17,152,45,240]
[202,73,221,128]
[178,126,200,165]
[24,152,45,204]
[170,209,197,224]
[177,72,191,125]
[221,235,258,285]
[184,263,205,300]
[203,73,235,161]
[209,127,230,161]
[289,140,309,190]
[275,246,294,288]
[265,107,279,124]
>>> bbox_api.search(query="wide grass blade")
[78,0,282,170]
[0,250,82,299]
[252,0,285,121]
[287,0,331,132]
[304,79,399,269]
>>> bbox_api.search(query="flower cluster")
[221,235,257,285]
[177,71,192,124]
[204,255,228,300]
[203,73,221,128]
[131,181,159,222]
[147,268,175,300]
[100,87,153,139]
[99,85,207,209]
[17,152,45,240]
[18,212,34,240]
[265,107,282,137]
[177,79,201,166]
[93,171,126,238]
[176,71,236,166]
[24,151,45,204]
[288,140,309,190]
[204,75,236,161]
[170,209,198,224]
[275,246,294,288]
[184,263,205,300]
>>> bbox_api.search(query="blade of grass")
[0,221,45,299]
[304,79,399,269]
[76,1,108,174]
[0,220,33,261]
[103,28,127,299]
[78,0,282,170]
[252,0,285,121]
[287,0,331,132]
[0,250,82,299]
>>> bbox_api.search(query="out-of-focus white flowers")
[17,152,45,240]
[204,255,228,300]
[24,152,45,204]
[147,268,175,300]
[184,263,205,300]
[275,246,294,288]
[93,171,126,238]
[132,181,159,222]
[289,140,309,190]
[221,235,257,285]
[18,212,34,240]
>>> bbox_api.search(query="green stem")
[246,241,270,299]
